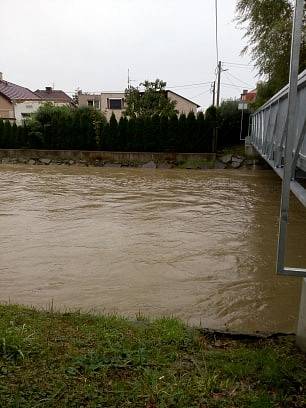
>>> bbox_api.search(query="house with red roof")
[0,73,73,124]
[0,73,41,124]
[34,87,73,106]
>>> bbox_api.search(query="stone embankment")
[0,149,265,170]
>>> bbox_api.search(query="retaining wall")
[0,149,216,164]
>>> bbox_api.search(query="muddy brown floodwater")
[0,165,305,332]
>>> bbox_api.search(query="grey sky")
[1,0,258,108]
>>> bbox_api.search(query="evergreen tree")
[185,112,197,152]
[127,117,136,151]
[178,113,187,152]
[135,117,144,151]
[118,117,128,151]
[0,120,4,148]
[167,115,179,151]
[150,114,161,151]
[108,113,119,150]
[205,106,218,153]
[3,121,12,148]
[11,123,18,148]
[160,115,169,152]
[196,111,207,152]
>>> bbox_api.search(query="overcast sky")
[1,0,258,109]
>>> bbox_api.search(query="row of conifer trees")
[0,104,246,152]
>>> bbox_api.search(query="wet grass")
[0,304,305,407]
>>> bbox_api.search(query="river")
[0,164,305,332]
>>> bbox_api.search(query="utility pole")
[212,81,216,106]
[216,61,222,107]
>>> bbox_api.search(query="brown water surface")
[0,165,305,332]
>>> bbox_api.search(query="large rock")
[232,155,245,164]
[220,154,232,164]
[142,161,157,169]
[39,158,51,165]
[214,161,226,169]
[231,161,241,169]
[28,159,36,165]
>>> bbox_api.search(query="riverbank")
[0,304,305,407]
[0,148,266,170]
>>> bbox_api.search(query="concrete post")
[297,278,306,351]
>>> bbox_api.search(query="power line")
[190,88,212,98]
[226,71,254,88]
[223,61,255,67]
[168,81,212,89]
[223,71,246,91]
[222,83,243,90]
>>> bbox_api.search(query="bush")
[0,102,247,152]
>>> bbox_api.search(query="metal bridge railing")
[250,0,306,278]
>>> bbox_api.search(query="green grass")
[0,305,305,407]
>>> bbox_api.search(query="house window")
[108,99,123,110]
[88,100,100,109]
[21,113,32,118]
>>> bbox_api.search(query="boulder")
[220,154,232,164]
[231,161,241,169]
[232,156,245,164]
[214,161,226,169]
[142,161,157,169]
[39,158,51,165]
[28,159,36,165]
[68,160,75,165]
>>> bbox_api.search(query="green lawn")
[0,305,305,407]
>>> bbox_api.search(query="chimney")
[0,72,3,81]
[242,89,248,95]
[45,86,52,93]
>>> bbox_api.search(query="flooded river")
[0,165,305,332]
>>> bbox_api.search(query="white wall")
[14,101,71,125]
[14,101,42,125]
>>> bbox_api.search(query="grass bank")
[0,305,305,407]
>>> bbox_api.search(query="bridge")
[249,0,306,350]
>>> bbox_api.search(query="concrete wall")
[167,91,198,115]
[14,101,42,125]
[78,93,101,109]
[0,94,14,120]
[77,90,199,121]
[0,149,216,164]
[101,92,125,121]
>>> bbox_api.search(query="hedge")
[0,103,249,153]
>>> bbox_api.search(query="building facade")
[0,73,41,124]
[0,74,74,124]
[77,89,199,121]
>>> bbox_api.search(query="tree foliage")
[124,79,178,118]
[0,103,248,153]
[236,0,306,107]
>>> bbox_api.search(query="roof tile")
[0,80,41,101]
